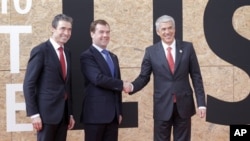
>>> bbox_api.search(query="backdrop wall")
[1,0,250,140]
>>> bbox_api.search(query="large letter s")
[204,0,250,125]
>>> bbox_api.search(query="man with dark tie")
[23,14,75,141]
[80,19,130,141]
[125,15,207,141]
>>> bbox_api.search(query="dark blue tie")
[102,49,115,77]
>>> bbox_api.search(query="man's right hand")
[32,116,42,131]
[123,81,132,93]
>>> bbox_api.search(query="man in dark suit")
[23,14,75,141]
[125,15,206,141]
[80,19,129,141]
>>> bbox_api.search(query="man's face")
[51,20,72,46]
[156,21,175,45]
[91,24,110,48]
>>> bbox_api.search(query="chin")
[61,40,69,44]
[165,39,174,43]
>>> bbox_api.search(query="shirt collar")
[92,44,109,53]
[161,39,176,51]
[50,38,63,50]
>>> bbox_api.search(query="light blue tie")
[102,49,115,77]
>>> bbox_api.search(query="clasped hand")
[123,81,132,93]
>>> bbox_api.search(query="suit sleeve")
[130,48,152,94]
[66,48,74,115]
[189,44,206,107]
[80,52,123,91]
[23,47,44,116]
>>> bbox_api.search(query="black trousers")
[84,118,119,141]
[154,104,191,141]
[37,121,68,141]
[37,102,69,141]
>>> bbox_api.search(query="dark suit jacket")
[23,40,72,124]
[130,40,206,120]
[80,46,123,124]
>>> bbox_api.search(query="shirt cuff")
[130,83,134,92]
[198,106,206,109]
[30,114,40,119]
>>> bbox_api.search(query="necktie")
[58,47,66,80]
[102,49,115,77]
[166,47,176,102]
[167,47,175,74]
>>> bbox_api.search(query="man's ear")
[156,30,160,36]
[50,26,56,33]
[90,31,94,38]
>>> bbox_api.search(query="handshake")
[123,81,133,93]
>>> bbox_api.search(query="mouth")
[164,36,172,40]
[61,36,69,40]
[101,38,109,43]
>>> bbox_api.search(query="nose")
[165,28,171,33]
[64,29,71,35]
[103,32,108,36]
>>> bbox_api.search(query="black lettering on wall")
[204,0,250,125]
[63,0,93,129]
[62,0,138,129]
[62,0,250,128]
[153,0,183,43]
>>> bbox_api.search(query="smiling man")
[80,19,130,141]
[125,15,207,141]
[23,14,75,141]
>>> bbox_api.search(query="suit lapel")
[90,46,114,77]
[64,47,70,81]
[46,40,65,81]
[174,40,183,73]
[109,52,119,78]
[155,42,172,74]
